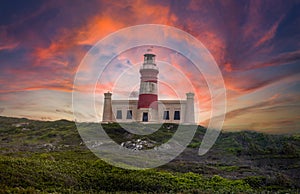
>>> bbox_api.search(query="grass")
[0,116,300,193]
[0,151,254,193]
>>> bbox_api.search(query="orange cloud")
[34,0,174,59]
[28,0,176,95]
[224,63,232,72]
[76,16,125,46]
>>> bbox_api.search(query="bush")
[0,153,255,193]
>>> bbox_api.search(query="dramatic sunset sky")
[0,0,299,133]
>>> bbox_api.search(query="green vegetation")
[0,116,299,193]
[0,152,254,193]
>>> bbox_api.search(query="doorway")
[142,112,148,122]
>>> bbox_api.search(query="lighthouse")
[102,50,195,124]
[137,50,159,122]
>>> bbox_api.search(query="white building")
[102,51,195,124]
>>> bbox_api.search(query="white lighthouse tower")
[102,50,195,124]
[137,49,159,122]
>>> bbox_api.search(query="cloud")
[254,16,284,48]
[0,42,19,51]
[229,72,298,94]
[250,50,300,70]
[206,94,299,124]
[224,50,300,72]
[55,109,73,115]
[0,0,299,133]
[0,0,176,96]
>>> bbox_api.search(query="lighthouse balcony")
[140,64,158,71]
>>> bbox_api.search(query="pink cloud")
[254,16,284,48]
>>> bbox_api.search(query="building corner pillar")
[184,92,195,124]
[102,92,113,122]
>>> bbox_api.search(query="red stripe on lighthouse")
[145,80,157,83]
[138,94,158,109]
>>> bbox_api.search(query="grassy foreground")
[0,116,299,193]
[0,151,255,193]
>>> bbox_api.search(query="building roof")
[111,99,187,104]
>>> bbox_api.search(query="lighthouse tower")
[137,50,159,122]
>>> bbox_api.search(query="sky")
[0,0,299,134]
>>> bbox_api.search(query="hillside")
[0,116,299,193]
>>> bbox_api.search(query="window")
[174,111,180,120]
[144,54,155,63]
[116,110,122,119]
[126,110,132,119]
[163,111,170,120]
